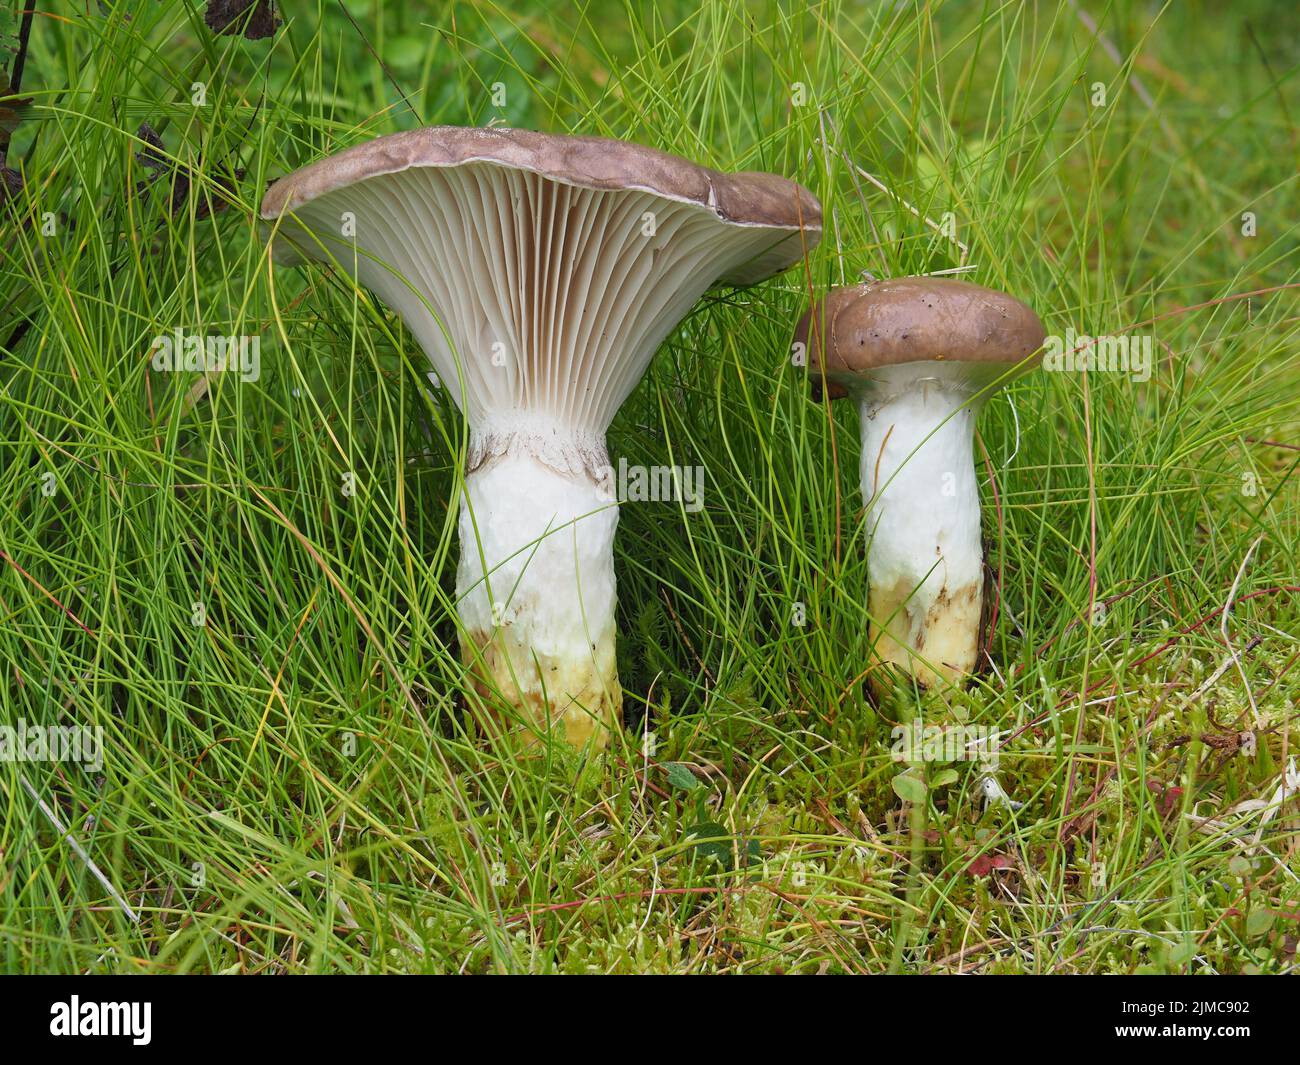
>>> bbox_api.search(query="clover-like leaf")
[892,771,928,804]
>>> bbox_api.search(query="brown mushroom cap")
[796,277,1046,396]
[261,126,821,285]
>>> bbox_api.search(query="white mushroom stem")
[456,419,619,746]
[858,372,986,687]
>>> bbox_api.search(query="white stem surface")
[859,379,985,686]
[456,425,620,745]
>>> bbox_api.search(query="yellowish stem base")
[868,578,982,692]
[462,628,621,748]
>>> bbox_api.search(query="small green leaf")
[684,820,731,866]
[1246,909,1274,937]
[892,772,928,804]
[665,762,700,792]
[0,10,17,55]
[930,768,959,788]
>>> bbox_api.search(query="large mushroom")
[795,277,1044,688]
[262,127,821,746]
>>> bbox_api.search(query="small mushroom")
[795,277,1044,688]
[262,127,822,746]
